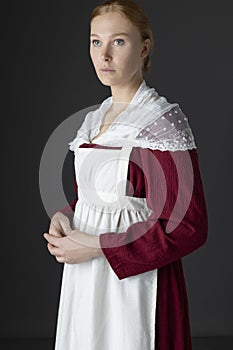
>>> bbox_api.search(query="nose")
[101,45,112,62]
[102,56,111,61]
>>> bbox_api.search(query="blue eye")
[92,39,101,47]
[114,39,124,46]
[91,38,125,47]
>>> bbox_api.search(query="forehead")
[90,11,136,37]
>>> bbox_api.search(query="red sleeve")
[99,148,208,280]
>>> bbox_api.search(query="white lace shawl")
[69,80,197,152]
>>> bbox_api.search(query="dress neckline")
[79,142,122,149]
[89,80,147,144]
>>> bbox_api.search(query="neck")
[110,77,144,105]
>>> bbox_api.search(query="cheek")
[120,51,140,69]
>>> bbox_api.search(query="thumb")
[59,216,72,235]
[49,223,63,237]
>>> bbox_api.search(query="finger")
[49,222,61,234]
[56,256,66,263]
[59,217,72,236]
[47,243,63,257]
[44,233,61,247]
[49,225,63,237]
[47,243,65,263]
[51,213,72,235]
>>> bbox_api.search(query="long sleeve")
[99,147,208,280]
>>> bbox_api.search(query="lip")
[101,69,115,72]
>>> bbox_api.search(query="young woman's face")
[89,11,147,87]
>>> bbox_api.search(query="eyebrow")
[90,32,129,38]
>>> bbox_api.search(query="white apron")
[54,145,158,350]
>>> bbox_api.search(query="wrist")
[92,236,105,258]
[93,247,104,258]
[68,230,105,258]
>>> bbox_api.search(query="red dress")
[61,144,208,350]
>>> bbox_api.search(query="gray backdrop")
[2,0,232,339]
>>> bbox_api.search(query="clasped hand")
[43,212,104,264]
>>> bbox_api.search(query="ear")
[141,39,151,59]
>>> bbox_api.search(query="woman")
[43,1,208,349]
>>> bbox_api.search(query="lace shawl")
[69,80,197,152]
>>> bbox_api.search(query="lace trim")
[135,105,197,151]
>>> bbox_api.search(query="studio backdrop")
[2,0,233,340]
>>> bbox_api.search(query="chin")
[97,76,114,87]
[97,73,123,88]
